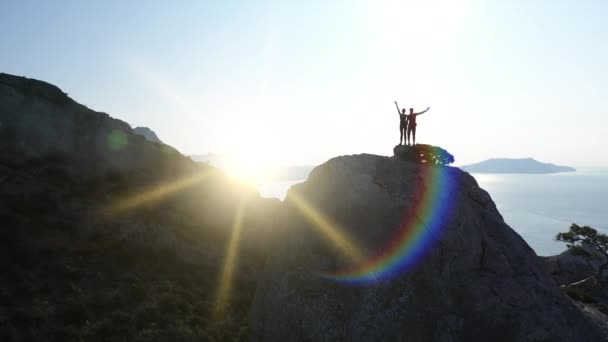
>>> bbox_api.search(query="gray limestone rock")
[250,154,606,342]
[539,248,605,286]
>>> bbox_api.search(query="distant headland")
[461,158,575,174]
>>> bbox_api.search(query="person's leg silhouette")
[407,124,417,145]
[412,126,416,145]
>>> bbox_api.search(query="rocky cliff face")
[250,154,606,341]
[540,248,605,286]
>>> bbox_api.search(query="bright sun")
[222,153,276,185]
[220,125,283,184]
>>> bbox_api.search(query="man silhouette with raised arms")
[406,106,430,145]
[394,101,408,145]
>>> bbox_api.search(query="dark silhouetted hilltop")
[461,158,575,174]
[0,73,280,341]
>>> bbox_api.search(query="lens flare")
[107,129,128,150]
[103,171,211,214]
[322,165,457,284]
[287,190,366,263]
[213,201,246,317]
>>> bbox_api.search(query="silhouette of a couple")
[394,101,430,145]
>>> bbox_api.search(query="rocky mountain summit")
[251,154,606,341]
[0,73,606,341]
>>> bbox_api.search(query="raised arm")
[414,107,430,116]
[394,101,402,115]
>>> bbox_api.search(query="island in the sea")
[461,158,576,174]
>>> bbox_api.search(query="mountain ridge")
[0,72,279,340]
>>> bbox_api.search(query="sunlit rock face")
[250,154,606,341]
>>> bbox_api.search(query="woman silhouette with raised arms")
[406,106,430,145]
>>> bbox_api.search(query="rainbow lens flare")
[321,165,458,284]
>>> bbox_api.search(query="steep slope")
[250,154,605,341]
[0,73,279,341]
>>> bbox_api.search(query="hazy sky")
[2,0,607,167]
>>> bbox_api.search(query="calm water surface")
[472,169,608,256]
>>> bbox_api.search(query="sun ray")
[103,171,212,214]
[213,199,246,318]
[287,190,366,263]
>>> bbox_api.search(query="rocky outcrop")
[393,144,455,165]
[133,126,163,144]
[539,248,605,286]
[250,154,606,341]
[540,248,608,316]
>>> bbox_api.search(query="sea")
[255,168,608,256]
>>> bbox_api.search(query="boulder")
[250,154,606,341]
[539,247,605,286]
[393,144,455,165]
